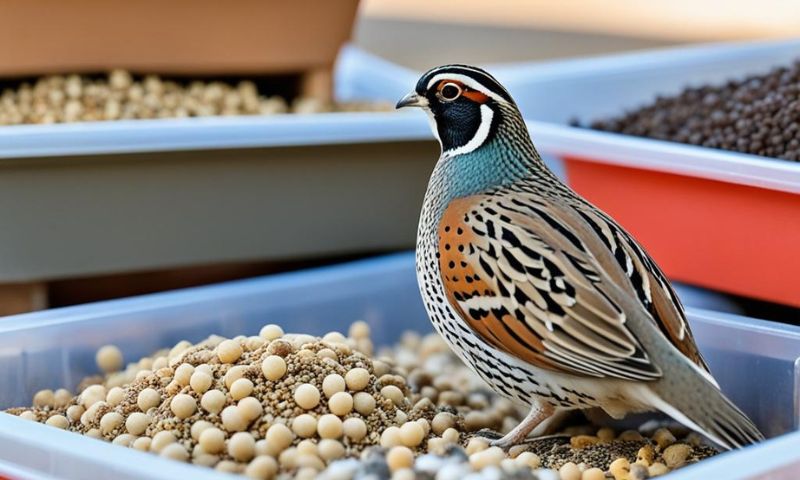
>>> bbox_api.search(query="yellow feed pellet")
[348,321,370,339]
[221,405,248,432]
[328,391,353,416]
[170,394,197,419]
[100,411,123,434]
[161,443,189,461]
[190,420,214,441]
[399,421,425,447]
[200,389,226,414]
[345,368,370,391]
[217,339,243,363]
[174,363,194,386]
[137,388,161,412]
[96,345,123,373]
[125,412,150,435]
[267,423,295,451]
[317,414,343,439]
[45,414,68,429]
[292,414,317,438]
[318,439,345,461]
[582,467,606,480]
[259,324,284,341]
[343,417,367,441]
[353,392,376,415]
[322,374,346,398]
[387,446,414,472]
[229,432,256,462]
[190,371,213,394]
[559,462,581,480]
[238,396,263,421]
[199,427,226,454]
[261,355,287,381]
[294,384,320,410]
[231,378,254,400]
[380,426,402,448]
[245,456,279,479]
[150,431,177,452]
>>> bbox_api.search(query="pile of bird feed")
[0,70,391,125]
[576,59,800,162]
[8,322,716,480]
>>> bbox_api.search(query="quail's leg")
[490,403,555,449]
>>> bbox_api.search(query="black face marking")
[413,65,512,153]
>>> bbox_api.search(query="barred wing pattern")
[437,188,707,382]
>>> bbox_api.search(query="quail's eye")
[439,82,462,101]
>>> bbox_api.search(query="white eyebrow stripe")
[425,73,508,104]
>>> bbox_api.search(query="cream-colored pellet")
[199,427,226,454]
[663,443,691,468]
[216,460,242,473]
[261,355,287,381]
[85,428,102,438]
[150,431,176,452]
[322,374,346,398]
[267,423,295,450]
[279,447,299,469]
[345,368,370,391]
[559,462,582,480]
[105,386,125,407]
[322,331,347,345]
[466,437,489,454]
[190,420,214,441]
[224,365,247,389]
[33,389,55,407]
[343,417,367,441]
[193,454,219,468]
[238,396,263,421]
[54,388,72,407]
[328,391,353,416]
[582,468,606,480]
[96,345,123,373]
[100,411,123,434]
[381,385,404,406]
[19,411,36,421]
[137,388,161,412]
[317,414,343,439]
[190,371,213,394]
[113,434,136,446]
[348,320,370,339]
[399,421,425,447]
[126,412,151,435]
[217,339,243,363]
[610,458,631,480]
[231,378,254,400]
[292,414,317,438]
[81,385,107,408]
[245,455,279,479]
[66,405,84,423]
[259,324,284,341]
[294,384,321,410]
[318,439,345,461]
[653,428,677,450]
[380,426,403,448]
[134,370,153,381]
[648,462,669,476]
[317,348,338,361]
[221,405,248,432]
[174,363,194,386]
[161,443,189,461]
[170,393,197,419]
[45,414,68,429]
[431,412,456,435]
[470,446,505,469]
[201,390,226,414]
[442,427,460,445]
[229,432,256,462]
[515,452,541,469]
[353,392,376,415]
[132,437,152,451]
[296,439,318,456]
[387,446,414,472]
[597,427,616,442]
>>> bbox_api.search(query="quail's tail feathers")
[640,360,764,450]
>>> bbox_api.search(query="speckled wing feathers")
[438,192,663,381]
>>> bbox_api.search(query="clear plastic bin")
[337,41,800,307]
[0,253,798,479]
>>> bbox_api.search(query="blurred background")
[0,0,797,323]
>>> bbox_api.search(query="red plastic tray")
[564,157,800,307]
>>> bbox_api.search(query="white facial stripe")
[442,104,494,158]
[426,73,508,104]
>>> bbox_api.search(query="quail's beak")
[396,92,427,109]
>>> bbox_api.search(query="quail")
[397,64,764,450]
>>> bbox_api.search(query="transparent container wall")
[0,253,796,436]
[0,253,798,479]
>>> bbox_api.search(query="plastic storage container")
[337,41,800,307]
[0,253,798,479]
